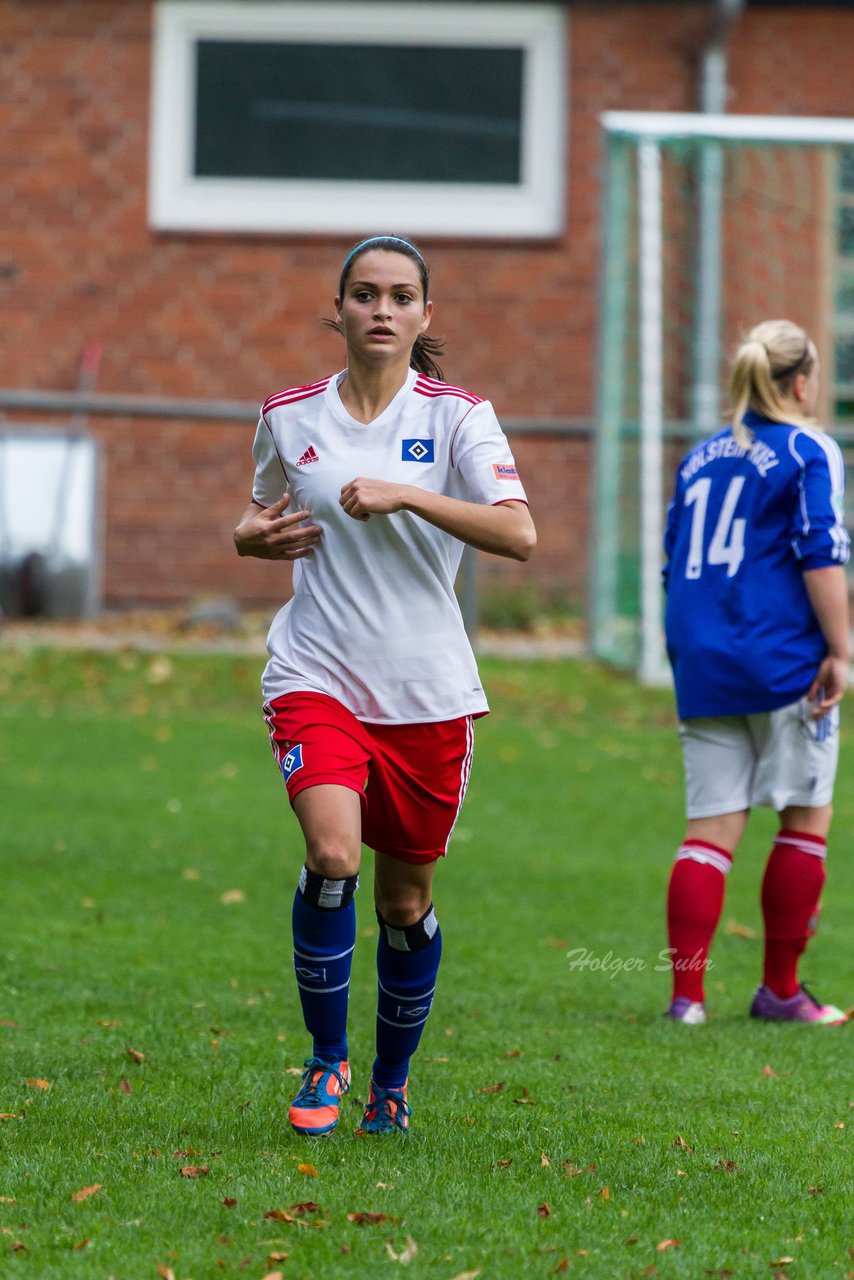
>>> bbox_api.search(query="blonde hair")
[728,319,816,447]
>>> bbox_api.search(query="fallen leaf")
[73,1239,90,1250]
[769,1260,794,1270]
[0,1020,18,1027]
[0,1199,17,1205]
[833,1122,845,1129]
[495,1159,512,1169]
[347,1211,398,1225]
[267,1253,289,1264]
[656,1239,681,1251]
[725,920,757,939]
[385,1235,418,1263]
[762,1065,776,1078]
[0,1114,21,1122]
[264,1209,297,1224]
[505,1048,522,1057]
[536,1202,551,1218]
[223,1197,238,1208]
[563,1161,597,1177]
[156,1268,176,1280]
[676,1169,687,1176]
[298,1163,318,1178]
[550,1261,569,1274]
[807,1186,825,1195]
[476,1081,505,1094]
[714,1161,738,1171]
[11,1241,27,1254]
[625,1236,638,1245]
[673,1135,694,1152]
[179,1165,209,1178]
[540,1152,551,1168]
[126,1047,145,1063]
[71,1184,101,1202]
[120,1077,133,1094]
[221,889,246,905]
[260,1273,283,1280]
[96,1019,120,1027]
[449,1272,481,1280]
[599,1185,611,1200]
[290,1202,321,1215]
[26,1079,50,1091]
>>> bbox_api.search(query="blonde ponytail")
[728,319,815,446]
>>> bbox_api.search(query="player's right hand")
[234,493,322,560]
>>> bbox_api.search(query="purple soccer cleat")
[665,997,707,1025]
[749,984,847,1026]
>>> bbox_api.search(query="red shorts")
[263,692,474,864]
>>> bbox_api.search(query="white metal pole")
[637,138,666,685]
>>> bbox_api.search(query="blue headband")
[340,235,427,280]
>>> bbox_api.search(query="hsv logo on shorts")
[402,439,435,463]
[493,463,519,480]
[281,743,304,779]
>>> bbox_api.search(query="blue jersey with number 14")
[663,411,850,719]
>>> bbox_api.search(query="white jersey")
[251,367,528,724]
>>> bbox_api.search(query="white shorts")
[679,696,839,818]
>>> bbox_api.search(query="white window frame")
[148,1,566,238]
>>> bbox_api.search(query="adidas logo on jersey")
[297,445,319,466]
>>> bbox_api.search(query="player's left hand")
[339,477,410,521]
[806,655,849,717]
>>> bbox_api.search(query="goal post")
[591,111,854,684]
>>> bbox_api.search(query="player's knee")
[304,842,360,881]
[375,887,432,928]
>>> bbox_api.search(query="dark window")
[194,40,523,185]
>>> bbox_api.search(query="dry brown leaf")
[540,1152,550,1168]
[264,1209,297,1224]
[0,1198,17,1205]
[656,1239,681,1252]
[223,1197,238,1208]
[762,1065,776,1078]
[120,1077,133,1095]
[599,1185,611,1200]
[495,1159,512,1169]
[290,1202,321,1215]
[673,1135,694,1152]
[179,1165,209,1178]
[71,1184,102,1202]
[347,1211,398,1225]
[536,1202,551,1218]
[0,1114,21,1122]
[156,1267,176,1280]
[807,1186,825,1194]
[714,1161,738,1171]
[73,1239,90,1250]
[297,1162,318,1178]
[267,1252,289,1264]
[476,1081,505,1094]
[551,1261,570,1275]
[11,1241,27,1253]
[563,1161,597,1177]
[125,1046,145,1063]
[449,1271,481,1280]
[0,1020,18,1027]
[770,1259,794,1269]
[261,1272,284,1280]
[26,1079,50,1091]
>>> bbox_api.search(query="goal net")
[591,112,854,683]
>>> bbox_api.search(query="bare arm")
[234,493,322,561]
[338,478,536,562]
[803,564,851,715]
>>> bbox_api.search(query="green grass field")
[0,646,850,1279]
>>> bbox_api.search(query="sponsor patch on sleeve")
[493,463,519,480]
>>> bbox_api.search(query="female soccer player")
[234,235,536,1133]
[662,319,849,1026]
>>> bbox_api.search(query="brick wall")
[2,1,852,612]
